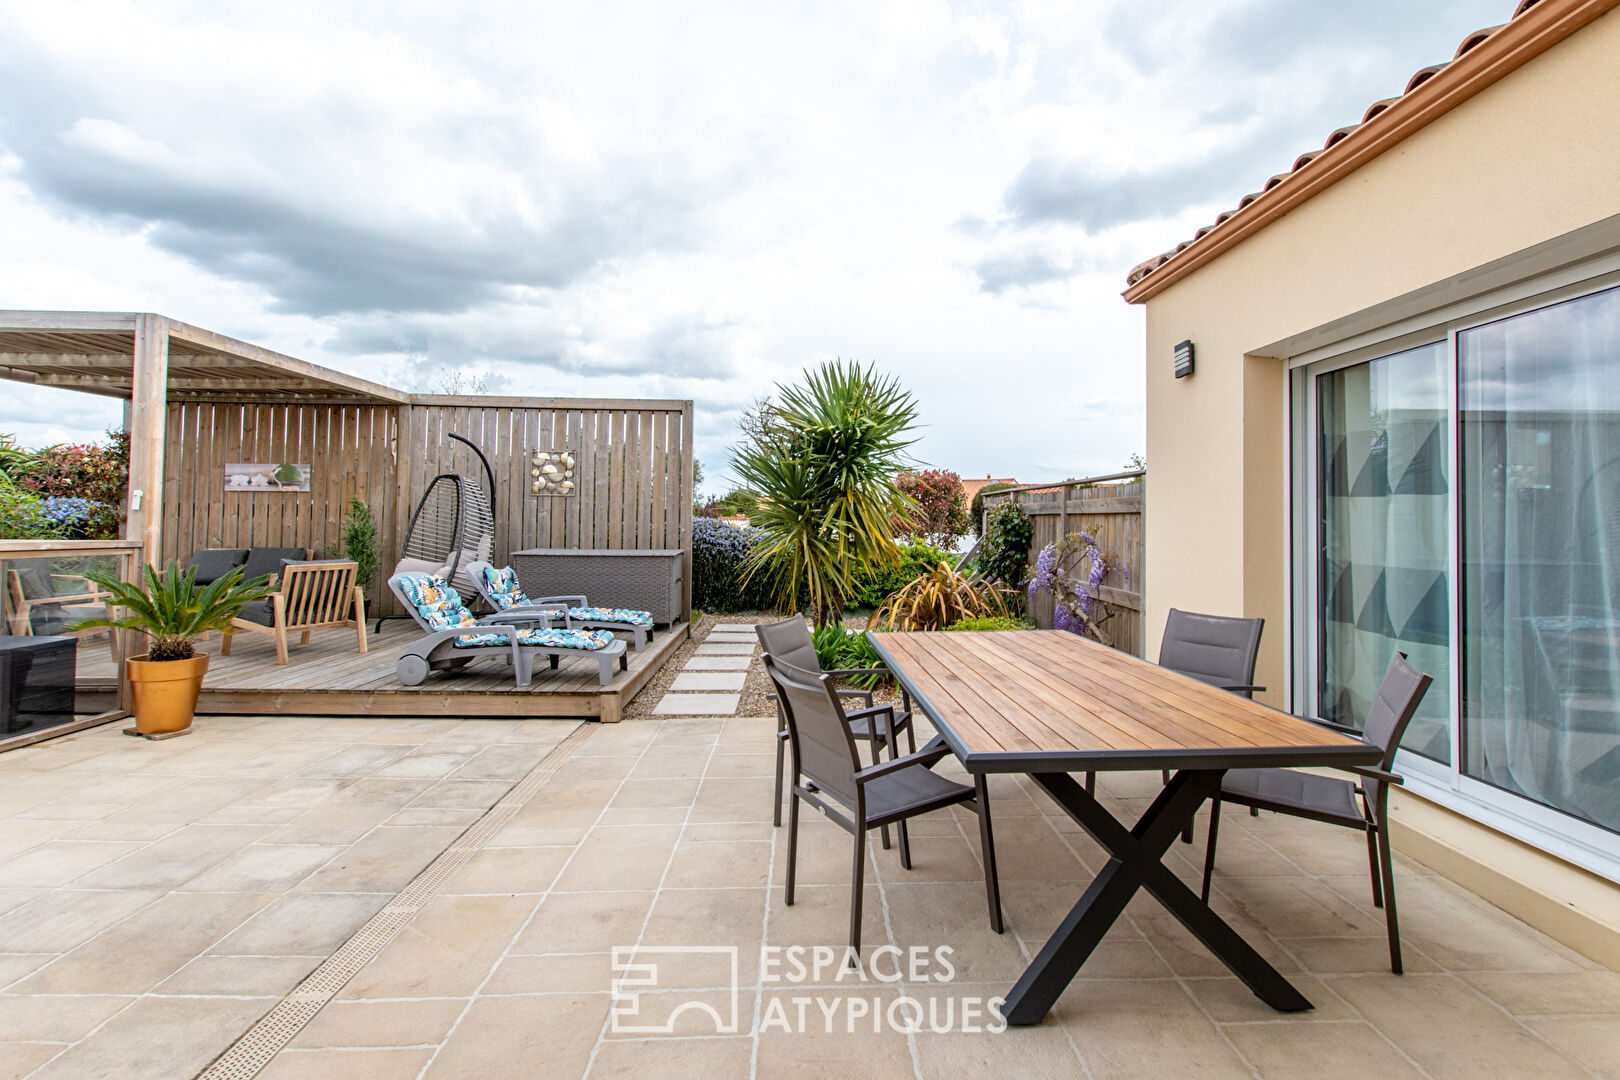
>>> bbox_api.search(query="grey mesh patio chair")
[1085,608,1266,810]
[756,618,916,829]
[764,654,1003,959]
[466,562,654,652]
[1202,652,1431,974]
[388,573,627,688]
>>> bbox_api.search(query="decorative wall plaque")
[530,450,576,495]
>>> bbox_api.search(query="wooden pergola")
[0,311,407,567]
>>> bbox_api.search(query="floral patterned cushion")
[568,606,653,626]
[479,565,532,610]
[398,574,477,632]
[451,627,618,651]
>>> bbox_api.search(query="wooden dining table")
[868,629,1381,1026]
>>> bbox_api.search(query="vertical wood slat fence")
[982,471,1145,656]
[159,397,694,618]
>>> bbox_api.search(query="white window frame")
[1287,258,1620,882]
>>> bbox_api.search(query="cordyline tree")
[732,361,918,626]
[894,469,970,549]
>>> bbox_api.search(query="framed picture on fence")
[225,463,311,492]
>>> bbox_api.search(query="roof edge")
[1123,0,1619,305]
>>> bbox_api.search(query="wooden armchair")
[6,566,117,655]
[221,559,367,665]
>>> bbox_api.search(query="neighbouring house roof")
[1123,0,1617,303]
[962,476,1018,502]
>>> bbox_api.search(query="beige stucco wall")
[1142,7,1620,702]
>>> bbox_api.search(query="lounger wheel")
[396,655,430,686]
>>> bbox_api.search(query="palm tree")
[733,360,918,625]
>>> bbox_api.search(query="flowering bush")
[0,476,61,539]
[894,470,970,549]
[1028,530,1128,644]
[692,517,785,613]
[21,429,128,540]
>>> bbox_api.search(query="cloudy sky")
[0,0,1512,489]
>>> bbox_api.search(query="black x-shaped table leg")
[1002,768,1311,1026]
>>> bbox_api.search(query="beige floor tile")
[0,887,160,953]
[1052,979,1254,1079]
[27,993,272,1080]
[1528,1017,1620,1079]
[71,824,271,890]
[0,821,79,861]
[1184,973,1358,1021]
[177,842,344,892]
[0,951,54,988]
[384,807,484,828]
[551,825,683,892]
[373,749,480,779]
[1370,874,1588,973]
[483,952,614,995]
[155,953,321,996]
[1464,969,1620,1016]
[626,749,713,780]
[689,778,774,823]
[410,778,513,810]
[609,776,702,809]
[587,1034,753,1078]
[701,753,774,778]
[1331,972,1593,1079]
[0,1042,63,1079]
[208,891,391,956]
[1280,934,1439,975]
[442,846,571,895]
[663,839,772,889]
[0,992,134,1042]
[764,883,890,955]
[295,826,465,893]
[14,890,275,995]
[449,743,553,780]
[1208,874,1385,941]
[0,840,148,888]
[291,997,468,1048]
[755,988,914,1079]
[883,883,1028,983]
[422,993,609,1079]
[511,891,656,955]
[257,1047,437,1079]
[341,893,536,998]
[1224,1019,1428,1079]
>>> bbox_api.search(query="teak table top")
[869,630,1377,774]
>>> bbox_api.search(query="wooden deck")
[76,621,687,721]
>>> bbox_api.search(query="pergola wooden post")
[127,313,170,567]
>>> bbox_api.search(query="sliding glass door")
[1316,342,1453,760]
[1460,286,1620,834]
[1295,277,1620,870]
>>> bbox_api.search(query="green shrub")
[806,624,888,690]
[0,475,61,539]
[970,482,1017,537]
[848,539,952,609]
[980,503,1033,588]
[944,615,1034,631]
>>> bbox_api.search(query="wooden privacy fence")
[982,470,1145,656]
[159,397,695,618]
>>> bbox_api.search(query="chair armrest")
[825,667,888,678]
[1347,765,1403,786]
[39,591,108,606]
[475,611,553,628]
[530,595,588,608]
[842,703,895,724]
[1221,684,1266,695]
[854,747,949,785]
[835,688,875,705]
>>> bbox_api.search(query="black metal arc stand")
[1001,769,1312,1026]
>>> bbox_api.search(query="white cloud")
[0,0,1513,487]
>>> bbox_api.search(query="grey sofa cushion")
[186,548,249,585]
[235,599,276,627]
[240,547,307,584]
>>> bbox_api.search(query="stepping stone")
[711,624,753,632]
[696,643,755,656]
[706,633,756,644]
[685,656,752,671]
[671,672,747,692]
[654,693,740,715]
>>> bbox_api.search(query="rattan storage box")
[511,549,684,624]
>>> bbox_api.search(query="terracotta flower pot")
[125,653,209,736]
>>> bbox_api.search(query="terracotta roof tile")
[1124,0,1557,290]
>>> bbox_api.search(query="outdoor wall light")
[530,450,577,495]
[1174,339,1195,379]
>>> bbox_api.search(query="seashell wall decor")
[529,449,578,495]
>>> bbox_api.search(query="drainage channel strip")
[196,721,596,1080]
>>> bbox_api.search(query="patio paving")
[2,708,1617,1079]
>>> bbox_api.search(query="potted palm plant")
[68,560,278,738]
